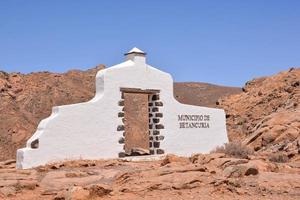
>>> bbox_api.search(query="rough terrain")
[0,153,300,200]
[219,67,300,160]
[174,82,241,107]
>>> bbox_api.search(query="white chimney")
[124,47,146,64]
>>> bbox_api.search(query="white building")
[16,48,228,169]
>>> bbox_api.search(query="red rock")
[219,68,300,157]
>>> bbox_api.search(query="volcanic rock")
[219,68,300,159]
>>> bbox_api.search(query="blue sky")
[0,0,299,86]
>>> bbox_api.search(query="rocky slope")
[0,67,241,161]
[218,68,300,159]
[0,66,105,161]
[174,82,241,108]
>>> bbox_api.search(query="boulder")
[85,184,112,197]
[190,153,225,164]
[161,154,189,166]
[66,186,89,200]
[223,164,259,178]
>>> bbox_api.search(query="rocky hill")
[0,66,241,161]
[0,66,104,161]
[218,67,300,159]
[174,82,241,108]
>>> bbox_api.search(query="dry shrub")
[211,142,253,159]
[13,182,23,192]
[269,153,289,163]
[87,184,112,197]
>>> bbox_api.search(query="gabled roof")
[124,47,146,55]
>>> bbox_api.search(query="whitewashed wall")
[16,53,228,169]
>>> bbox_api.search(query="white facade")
[16,48,228,169]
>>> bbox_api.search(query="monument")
[16,48,228,169]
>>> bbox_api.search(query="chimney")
[124,47,146,64]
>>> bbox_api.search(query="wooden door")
[124,92,149,156]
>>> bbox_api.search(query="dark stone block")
[118,137,125,144]
[152,107,159,112]
[153,141,160,148]
[149,113,153,117]
[149,124,153,129]
[118,152,126,158]
[155,113,163,118]
[149,136,153,140]
[118,112,124,117]
[153,118,160,123]
[153,130,160,135]
[155,102,163,106]
[157,149,165,154]
[148,102,153,106]
[149,142,152,148]
[150,149,155,155]
[155,124,164,129]
[118,100,124,106]
[152,95,160,101]
[117,125,125,131]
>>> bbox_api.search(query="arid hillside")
[0,66,104,161]
[174,82,241,108]
[0,66,241,161]
[219,67,300,158]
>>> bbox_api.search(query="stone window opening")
[31,139,39,149]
